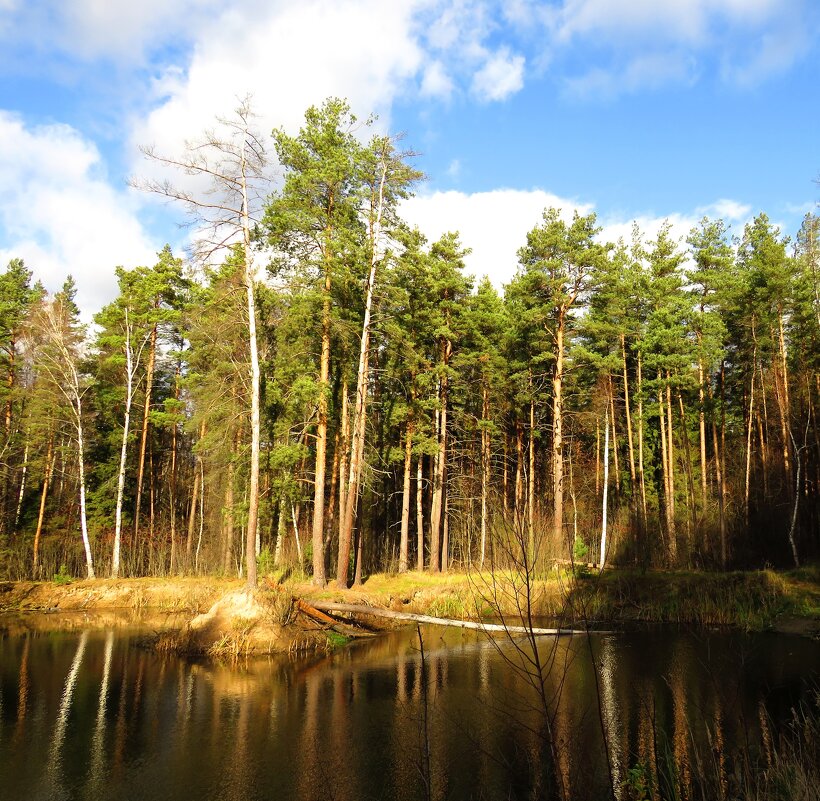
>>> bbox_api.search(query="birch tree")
[134,98,269,588]
[30,278,95,578]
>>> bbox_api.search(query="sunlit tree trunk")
[600,407,609,570]
[528,391,535,561]
[112,309,136,579]
[336,152,388,587]
[636,351,647,521]
[76,395,94,579]
[185,421,205,570]
[621,334,637,490]
[416,457,424,571]
[337,380,350,560]
[313,268,332,584]
[745,348,757,529]
[399,416,413,573]
[552,321,565,550]
[32,434,53,575]
[514,421,524,522]
[666,376,676,538]
[480,381,490,568]
[133,323,156,540]
[698,350,708,506]
[429,362,449,573]
[678,392,697,538]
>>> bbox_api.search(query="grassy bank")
[1,566,817,637]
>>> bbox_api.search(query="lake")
[1,617,818,800]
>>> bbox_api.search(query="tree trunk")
[32,435,53,576]
[552,321,565,550]
[709,384,727,568]
[637,351,647,521]
[429,364,449,573]
[312,269,331,586]
[480,381,490,568]
[112,310,135,579]
[609,376,620,496]
[186,421,205,569]
[665,377,676,538]
[515,421,524,521]
[14,441,28,533]
[658,375,672,551]
[336,379,349,531]
[600,407,609,570]
[528,392,535,562]
[223,449,235,575]
[745,350,757,529]
[502,433,509,521]
[168,366,179,573]
[133,323,157,540]
[698,351,708,506]
[416,457,424,571]
[326,427,340,551]
[335,154,388,588]
[678,392,697,538]
[76,395,95,579]
[240,146,260,588]
[399,417,413,573]
[778,312,792,482]
[621,334,637,489]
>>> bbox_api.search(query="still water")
[0,618,817,801]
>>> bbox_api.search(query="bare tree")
[31,290,95,579]
[133,97,270,588]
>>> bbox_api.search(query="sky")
[0,0,818,315]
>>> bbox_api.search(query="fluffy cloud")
[552,0,785,44]
[548,0,816,95]
[402,187,755,289]
[420,61,455,100]
[130,0,428,181]
[471,47,526,101]
[564,52,698,98]
[0,112,157,316]
[401,188,593,288]
[0,0,221,62]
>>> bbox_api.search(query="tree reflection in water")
[0,623,817,801]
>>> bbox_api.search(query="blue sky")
[1,0,818,314]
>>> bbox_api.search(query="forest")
[1,97,818,586]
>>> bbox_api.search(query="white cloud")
[549,0,814,93]
[471,47,526,101]
[420,61,455,100]
[0,0,220,62]
[130,0,427,180]
[565,52,697,98]
[697,198,752,222]
[401,188,593,288]
[0,112,157,316]
[553,0,785,45]
[402,187,761,289]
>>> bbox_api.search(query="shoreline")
[1,567,817,651]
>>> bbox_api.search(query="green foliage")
[325,630,350,649]
[257,547,276,576]
[573,535,589,563]
[621,762,654,801]
[52,564,72,585]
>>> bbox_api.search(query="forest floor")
[1,565,817,652]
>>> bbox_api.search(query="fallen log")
[306,600,587,636]
[296,599,375,638]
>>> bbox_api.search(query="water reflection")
[0,624,817,801]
